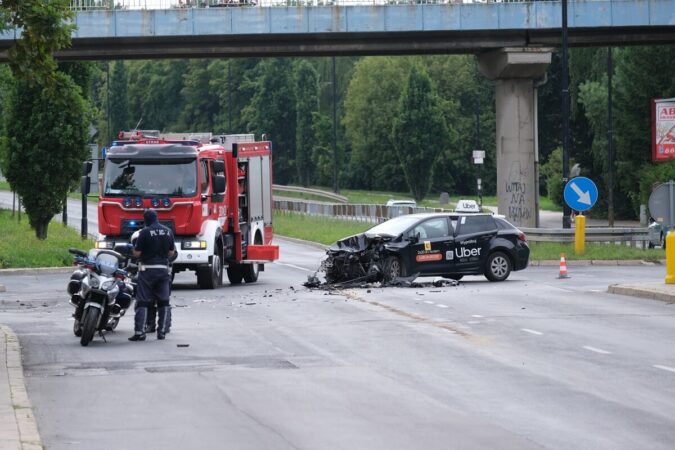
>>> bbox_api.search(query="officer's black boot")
[157,306,170,340]
[129,306,148,341]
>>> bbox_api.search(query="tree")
[0,0,74,86]
[391,65,448,201]
[294,60,319,186]
[241,58,297,184]
[343,57,410,191]
[3,74,89,239]
[109,61,130,140]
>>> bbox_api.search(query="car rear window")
[495,218,517,231]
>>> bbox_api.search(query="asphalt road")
[1,238,675,450]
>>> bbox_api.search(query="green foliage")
[242,58,297,184]
[0,209,94,268]
[273,211,371,246]
[2,74,89,239]
[1,0,74,86]
[614,46,675,216]
[637,161,675,211]
[294,61,319,186]
[540,147,565,207]
[109,61,130,141]
[343,57,409,191]
[391,65,448,201]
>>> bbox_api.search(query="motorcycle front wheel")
[80,307,100,347]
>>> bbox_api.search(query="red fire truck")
[94,130,279,289]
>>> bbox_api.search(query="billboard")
[653,98,675,162]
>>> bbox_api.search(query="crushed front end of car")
[319,233,391,285]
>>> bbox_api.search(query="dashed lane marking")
[436,304,448,308]
[424,300,435,305]
[582,346,612,355]
[521,328,543,336]
[472,315,484,318]
[654,365,675,374]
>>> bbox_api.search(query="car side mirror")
[408,233,419,244]
[213,175,225,194]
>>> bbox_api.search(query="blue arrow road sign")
[564,177,598,212]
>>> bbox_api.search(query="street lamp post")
[561,0,572,228]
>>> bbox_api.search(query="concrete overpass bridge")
[0,0,670,59]
[2,0,673,227]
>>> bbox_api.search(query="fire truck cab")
[96,130,279,289]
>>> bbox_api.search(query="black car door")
[405,217,453,275]
[452,215,498,273]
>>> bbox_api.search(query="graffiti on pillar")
[505,162,531,223]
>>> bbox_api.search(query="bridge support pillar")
[477,47,553,228]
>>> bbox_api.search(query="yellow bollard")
[665,231,675,284]
[574,214,586,255]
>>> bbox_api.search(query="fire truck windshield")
[103,158,198,197]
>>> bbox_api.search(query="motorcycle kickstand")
[98,330,107,343]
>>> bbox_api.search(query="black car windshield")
[104,158,198,197]
[365,215,423,237]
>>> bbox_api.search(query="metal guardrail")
[272,185,348,203]
[274,198,653,246]
[520,227,652,248]
[69,0,555,10]
[274,198,449,222]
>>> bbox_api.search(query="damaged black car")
[319,212,529,285]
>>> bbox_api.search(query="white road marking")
[424,300,435,305]
[436,304,448,308]
[275,262,314,272]
[521,328,543,335]
[654,365,675,374]
[582,346,612,355]
[467,320,481,324]
[472,314,484,318]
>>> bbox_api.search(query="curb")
[0,267,73,277]
[1,325,43,450]
[607,284,675,304]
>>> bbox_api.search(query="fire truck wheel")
[197,254,223,289]
[227,265,243,284]
[243,262,259,283]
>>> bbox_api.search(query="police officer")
[129,208,176,341]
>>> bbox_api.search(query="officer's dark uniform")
[129,209,175,341]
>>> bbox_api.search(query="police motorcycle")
[67,246,136,347]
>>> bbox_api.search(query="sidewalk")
[0,325,43,450]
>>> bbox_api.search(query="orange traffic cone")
[558,253,570,279]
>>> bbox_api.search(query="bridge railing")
[69,0,554,10]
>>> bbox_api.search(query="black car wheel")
[485,251,512,282]
[383,256,405,282]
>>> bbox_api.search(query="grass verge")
[274,211,662,261]
[0,209,94,268]
[273,211,371,246]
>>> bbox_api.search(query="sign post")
[563,177,598,255]
[472,150,485,208]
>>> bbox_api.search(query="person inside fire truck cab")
[110,166,136,191]
[129,208,176,341]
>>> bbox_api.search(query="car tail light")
[518,232,527,241]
